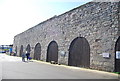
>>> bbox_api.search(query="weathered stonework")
[13,2,120,72]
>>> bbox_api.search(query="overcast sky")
[0,0,92,45]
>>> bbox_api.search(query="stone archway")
[15,46,17,56]
[68,37,90,68]
[19,45,23,57]
[34,43,41,60]
[26,44,31,53]
[115,36,120,72]
[46,41,58,63]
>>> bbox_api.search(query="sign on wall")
[102,53,110,58]
[60,51,66,57]
[116,51,120,59]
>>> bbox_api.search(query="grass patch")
[113,72,120,74]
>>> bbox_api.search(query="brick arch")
[19,45,23,57]
[115,36,120,72]
[46,41,58,63]
[68,37,90,68]
[34,43,41,60]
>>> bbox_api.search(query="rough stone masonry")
[13,1,120,72]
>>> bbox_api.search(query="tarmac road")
[0,53,119,79]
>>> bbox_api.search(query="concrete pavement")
[0,53,119,79]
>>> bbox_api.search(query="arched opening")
[19,45,23,57]
[46,41,58,63]
[26,44,31,54]
[15,46,17,56]
[34,43,41,60]
[115,36,120,72]
[68,37,90,68]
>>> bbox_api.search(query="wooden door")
[26,44,31,54]
[68,37,90,68]
[34,43,41,60]
[20,45,23,57]
[115,37,120,72]
[46,41,58,63]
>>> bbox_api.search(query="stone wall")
[13,2,120,72]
